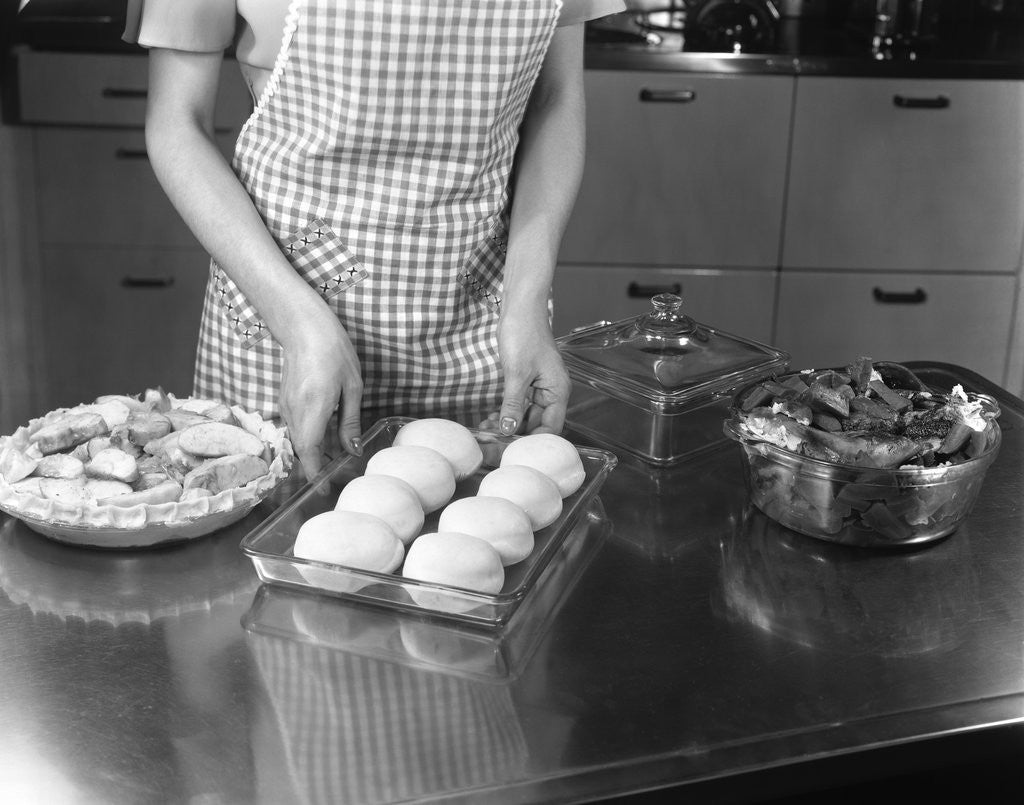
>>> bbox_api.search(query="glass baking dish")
[557,293,789,466]
[241,417,618,627]
[242,499,610,681]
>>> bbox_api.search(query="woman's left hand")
[484,23,584,437]
[493,311,571,436]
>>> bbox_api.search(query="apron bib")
[193,0,562,422]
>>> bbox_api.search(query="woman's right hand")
[144,48,364,478]
[280,310,364,481]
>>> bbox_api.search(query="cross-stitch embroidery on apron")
[193,0,563,421]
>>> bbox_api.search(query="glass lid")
[556,293,790,412]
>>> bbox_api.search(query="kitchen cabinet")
[551,264,777,343]
[777,76,1024,387]
[0,124,45,434]
[555,69,790,348]
[783,77,1024,274]
[559,70,793,269]
[774,271,1017,383]
[15,50,249,130]
[33,128,235,248]
[12,49,251,412]
[561,68,1024,390]
[39,247,212,406]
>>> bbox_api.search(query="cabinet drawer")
[774,271,1015,384]
[783,77,1024,273]
[39,247,210,411]
[16,50,252,129]
[559,71,792,268]
[34,127,236,247]
[552,264,777,344]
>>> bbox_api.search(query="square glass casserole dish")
[556,293,790,465]
[241,417,617,627]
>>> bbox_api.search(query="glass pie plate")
[241,417,618,627]
[0,401,294,549]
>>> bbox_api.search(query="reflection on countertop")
[0,512,261,625]
[714,505,979,657]
[0,512,264,804]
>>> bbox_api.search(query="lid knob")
[637,293,697,336]
[652,293,683,317]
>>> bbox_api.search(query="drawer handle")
[115,148,149,160]
[873,286,926,304]
[102,87,148,100]
[121,276,175,289]
[893,94,950,109]
[639,88,696,103]
[628,281,682,298]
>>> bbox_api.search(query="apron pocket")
[213,217,369,349]
[457,218,507,315]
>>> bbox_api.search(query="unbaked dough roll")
[334,474,424,545]
[293,510,404,574]
[402,531,504,594]
[437,496,534,566]
[392,418,484,481]
[476,465,563,530]
[499,433,586,497]
[364,445,456,513]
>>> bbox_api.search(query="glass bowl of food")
[722,358,1002,547]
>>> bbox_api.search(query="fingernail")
[350,437,363,456]
[500,416,517,436]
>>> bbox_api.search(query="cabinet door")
[783,77,1024,274]
[33,128,237,248]
[16,50,251,129]
[38,247,210,410]
[774,271,1016,384]
[552,264,777,344]
[559,71,793,268]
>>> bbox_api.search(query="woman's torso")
[195,0,561,419]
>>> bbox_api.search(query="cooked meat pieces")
[842,396,899,433]
[901,407,956,442]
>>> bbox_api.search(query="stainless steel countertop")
[0,362,1022,804]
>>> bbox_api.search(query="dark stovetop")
[587,0,1024,77]
[7,0,138,54]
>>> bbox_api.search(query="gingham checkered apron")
[193,0,562,422]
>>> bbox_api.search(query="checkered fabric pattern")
[250,633,528,804]
[213,218,369,348]
[194,0,561,421]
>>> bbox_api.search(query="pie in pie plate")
[0,390,294,548]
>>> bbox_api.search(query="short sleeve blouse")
[123,0,627,69]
